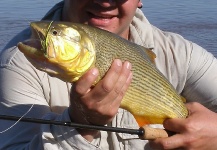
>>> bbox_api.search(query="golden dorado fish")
[18,21,188,126]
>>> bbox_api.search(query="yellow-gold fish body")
[18,21,188,126]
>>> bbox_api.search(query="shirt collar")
[129,9,154,49]
[42,1,64,21]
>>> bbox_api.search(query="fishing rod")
[0,114,169,140]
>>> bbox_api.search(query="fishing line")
[0,94,37,134]
[0,71,47,133]
[0,20,48,134]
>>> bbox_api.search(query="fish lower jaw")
[17,42,44,58]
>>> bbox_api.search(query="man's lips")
[88,11,116,19]
[86,11,118,27]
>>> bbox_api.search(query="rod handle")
[139,126,169,140]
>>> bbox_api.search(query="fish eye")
[52,30,58,36]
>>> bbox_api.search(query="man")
[0,0,217,149]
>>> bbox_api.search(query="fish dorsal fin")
[140,46,156,64]
[181,96,186,103]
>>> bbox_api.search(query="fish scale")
[17,21,188,127]
[77,24,187,125]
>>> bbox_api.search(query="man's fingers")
[70,59,132,125]
[111,71,133,108]
[163,102,205,133]
[185,102,206,115]
[73,68,99,95]
[163,118,187,133]
[150,134,186,150]
[88,59,122,100]
[108,61,132,101]
[89,59,131,102]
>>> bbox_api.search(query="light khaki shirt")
[1,2,217,150]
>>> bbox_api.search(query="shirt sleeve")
[151,27,217,112]
[41,110,101,150]
[182,43,217,111]
[0,47,101,149]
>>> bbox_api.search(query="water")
[0,0,61,50]
[141,0,217,57]
[0,0,216,57]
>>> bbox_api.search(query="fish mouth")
[17,21,51,59]
[29,21,51,50]
[17,39,47,61]
[30,21,50,39]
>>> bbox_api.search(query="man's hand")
[150,102,217,150]
[68,59,132,141]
